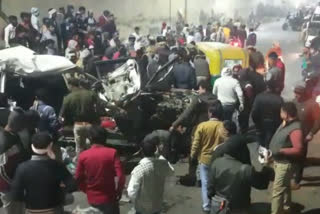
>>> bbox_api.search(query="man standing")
[190,105,226,213]
[252,80,283,148]
[213,67,244,121]
[30,7,40,32]
[194,54,210,85]
[208,127,273,214]
[172,48,197,90]
[246,28,257,47]
[0,108,28,214]
[75,126,125,214]
[10,132,77,214]
[292,85,320,189]
[269,102,304,214]
[267,52,285,94]
[4,16,18,48]
[60,78,99,157]
[171,80,217,132]
[127,138,174,214]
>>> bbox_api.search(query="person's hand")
[169,126,175,132]
[306,133,313,142]
[239,104,244,112]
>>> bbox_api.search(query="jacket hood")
[221,67,232,77]
[31,7,39,16]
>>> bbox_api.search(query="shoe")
[202,210,210,214]
[291,182,301,190]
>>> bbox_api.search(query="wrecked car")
[0,46,194,156]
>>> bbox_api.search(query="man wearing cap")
[213,67,245,121]
[267,52,285,94]
[292,85,320,189]
[10,132,77,214]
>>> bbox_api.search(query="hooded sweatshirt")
[31,7,40,32]
[213,68,244,106]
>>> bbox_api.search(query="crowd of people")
[1,3,320,214]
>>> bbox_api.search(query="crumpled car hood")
[102,59,141,102]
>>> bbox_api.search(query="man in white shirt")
[127,137,174,214]
[31,7,40,32]
[4,16,18,48]
[213,67,244,121]
[132,27,141,41]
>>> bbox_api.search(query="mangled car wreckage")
[0,46,194,151]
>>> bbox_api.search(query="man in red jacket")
[75,126,125,214]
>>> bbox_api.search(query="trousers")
[73,123,92,155]
[200,163,211,211]
[0,192,25,214]
[271,161,293,214]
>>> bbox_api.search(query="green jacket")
[60,88,99,125]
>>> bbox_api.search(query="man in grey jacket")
[213,68,244,121]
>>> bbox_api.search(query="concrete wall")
[2,0,215,21]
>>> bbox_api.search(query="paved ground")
[2,20,320,214]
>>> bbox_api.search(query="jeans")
[73,123,92,155]
[222,104,236,121]
[257,120,279,148]
[200,163,211,211]
[271,161,293,214]
[0,192,25,214]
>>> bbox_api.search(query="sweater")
[213,68,244,106]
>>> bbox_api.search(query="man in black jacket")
[171,80,217,131]
[172,48,197,90]
[208,131,273,214]
[252,80,283,148]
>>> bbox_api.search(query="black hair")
[198,80,211,91]
[281,102,298,118]
[141,139,157,157]
[208,102,223,120]
[7,107,26,132]
[134,26,140,31]
[79,6,86,11]
[32,132,52,149]
[268,52,278,60]
[103,10,110,16]
[0,93,8,108]
[68,78,80,87]
[89,126,107,145]
[35,88,48,102]
[8,15,17,22]
[20,12,30,19]
[25,110,40,127]
[223,120,237,135]
[249,28,254,32]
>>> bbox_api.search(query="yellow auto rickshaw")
[196,42,249,85]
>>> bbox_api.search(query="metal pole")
[185,0,188,23]
[169,0,172,26]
